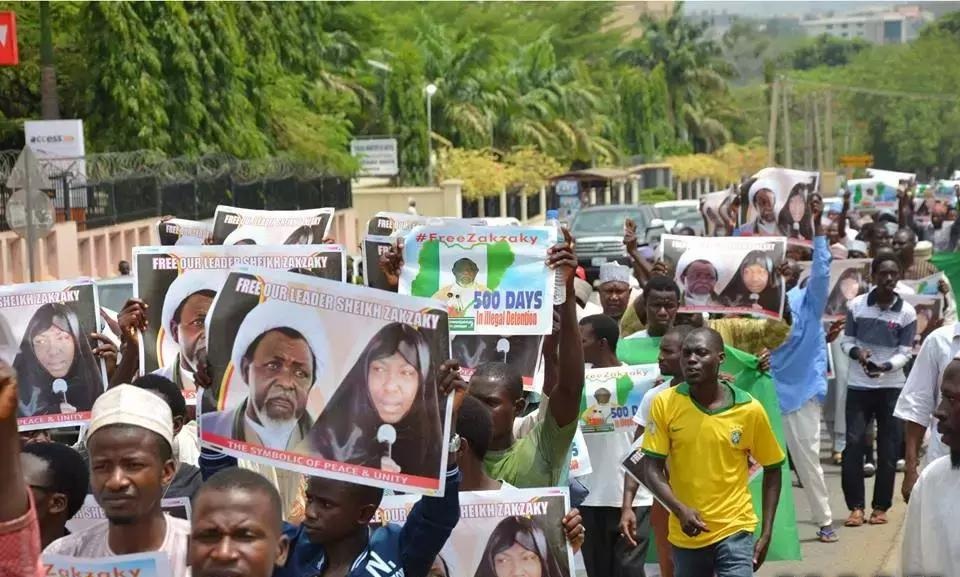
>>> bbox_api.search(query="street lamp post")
[425,83,437,185]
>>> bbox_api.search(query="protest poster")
[67,496,191,534]
[212,205,334,245]
[134,245,346,407]
[579,364,658,434]
[934,179,960,201]
[377,487,575,577]
[0,279,107,431]
[798,258,871,320]
[741,167,819,246]
[701,189,736,237]
[157,217,212,246]
[901,271,944,296]
[866,168,915,189]
[452,334,544,390]
[201,267,452,495]
[903,294,943,354]
[845,178,897,212]
[659,234,787,319]
[43,552,171,577]
[568,427,592,478]
[364,215,521,291]
[399,225,556,335]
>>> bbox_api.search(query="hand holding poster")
[212,206,334,245]
[742,167,819,245]
[43,552,171,577]
[700,189,736,237]
[377,488,575,577]
[798,258,871,320]
[660,234,787,319]
[845,178,897,212]
[202,267,452,495]
[134,244,347,408]
[399,225,556,334]
[157,217,212,246]
[903,294,943,353]
[0,279,107,431]
[579,364,658,433]
[901,271,944,296]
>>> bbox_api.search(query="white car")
[654,200,703,234]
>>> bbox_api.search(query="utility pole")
[804,94,813,170]
[813,94,824,172]
[824,91,834,171]
[39,1,59,119]
[767,77,780,166]
[781,77,792,168]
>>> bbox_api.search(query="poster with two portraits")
[659,234,787,320]
[133,244,347,409]
[0,279,108,431]
[740,167,820,246]
[200,266,454,495]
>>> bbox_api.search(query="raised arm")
[624,218,654,286]
[547,229,584,427]
[837,189,850,241]
[806,195,831,319]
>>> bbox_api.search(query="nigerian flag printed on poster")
[399,225,556,335]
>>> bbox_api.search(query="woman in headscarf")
[777,183,815,241]
[304,322,443,478]
[473,516,565,577]
[825,265,867,318]
[719,250,782,314]
[14,302,102,417]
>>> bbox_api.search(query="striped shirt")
[841,290,917,390]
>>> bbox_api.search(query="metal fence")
[0,150,352,232]
[460,191,543,220]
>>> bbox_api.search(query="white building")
[800,5,932,45]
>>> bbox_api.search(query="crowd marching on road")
[0,174,959,577]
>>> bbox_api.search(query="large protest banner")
[0,279,107,431]
[399,225,555,335]
[134,245,347,408]
[741,167,819,246]
[845,178,897,212]
[798,258,871,320]
[377,488,575,577]
[43,552,171,577]
[660,234,787,319]
[212,205,334,245]
[157,218,212,246]
[202,267,452,495]
[579,364,658,434]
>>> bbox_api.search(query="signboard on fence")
[351,138,399,177]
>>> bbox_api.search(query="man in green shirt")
[469,232,583,488]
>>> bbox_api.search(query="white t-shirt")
[901,455,960,577]
[45,514,190,577]
[580,430,651,508]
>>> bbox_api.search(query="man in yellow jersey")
[641,327,784,576]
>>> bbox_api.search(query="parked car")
[569,204,657,282]
[654,200,704,235]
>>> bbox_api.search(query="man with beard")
[433,257,488,315]
[200,302,323,452]
[901,357,960,575]
[678,256,720,307]
[596,262,633,322]
[44,385,189,577]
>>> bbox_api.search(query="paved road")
[757,456,905,577]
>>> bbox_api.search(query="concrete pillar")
[521,192,528,222]
[539,186,547,218]
[589,188,597,205]
[440,179,464,218]
[499,188,508,218]
[631,178,640,204]
[603,185,611,205]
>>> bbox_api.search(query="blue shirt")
[771,235,830,413]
